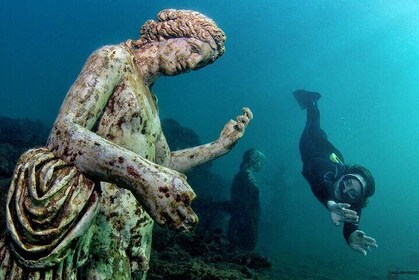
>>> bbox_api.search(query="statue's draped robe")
[1,46,157,280]
[0,148,99,279]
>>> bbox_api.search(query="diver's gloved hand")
[348,230,378,256]
[326,200,359,226]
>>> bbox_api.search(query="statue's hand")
[141,168,198,231]
[218,107,253,150]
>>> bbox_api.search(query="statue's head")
[240,148,265,173]
[133,9,226,75]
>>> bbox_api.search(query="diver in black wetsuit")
[294,89,378,256]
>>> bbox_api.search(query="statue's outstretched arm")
[167,107,253,173]
[47,45,197,230]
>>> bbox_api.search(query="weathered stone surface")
[1,9,252,280]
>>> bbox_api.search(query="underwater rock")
[161,118,201,151]
[231,252,271,269]
[149,227,272,280]
[0,143,20,177]
[0,116,50,177]
[0,178,10,236]
[0,117,49,237]
[0,116,49,148]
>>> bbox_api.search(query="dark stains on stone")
[127,166,141,179]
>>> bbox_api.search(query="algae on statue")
[0,9,253,280]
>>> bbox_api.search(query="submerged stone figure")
[0,9,253,279]
[227,148,265,251]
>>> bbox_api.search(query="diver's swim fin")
[293,89,321,109]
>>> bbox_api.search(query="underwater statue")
[0,9,253,279]
[227,148,265,251]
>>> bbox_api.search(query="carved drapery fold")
[1,148,99,279]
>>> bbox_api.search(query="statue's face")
[249,160,264,173]
[158,38,215,76]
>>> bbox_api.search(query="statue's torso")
[81,46,167,279]
[95,65,162,162]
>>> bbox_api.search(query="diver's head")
[335,174,366,203]
[335,165,375,205]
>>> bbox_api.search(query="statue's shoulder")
[90,44,132,62]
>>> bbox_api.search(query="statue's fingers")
[176,206,198,231]
[237,115,249,126]
[236,122,244,131]
[223,119,236,132]
[242,107,253,120]
[164,202,197,231]
[165,209,185,229]
[242,115,250,126]
[236,116,246,131]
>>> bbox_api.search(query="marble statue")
[0,9,252,279]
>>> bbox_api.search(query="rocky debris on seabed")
[0,116,50,177]
[0,116,49,148]
[0,116,50,236]
[148,227,272,280]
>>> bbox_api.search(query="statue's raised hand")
[218,107,253,150]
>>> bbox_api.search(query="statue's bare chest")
[96,78,161,161]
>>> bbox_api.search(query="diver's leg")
[299,100,328,164]
[293,89,321,110]
[299,95,346,165]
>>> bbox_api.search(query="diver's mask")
[335,174,366,203]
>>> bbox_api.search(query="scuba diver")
[294,89,378,256]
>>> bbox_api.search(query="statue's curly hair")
[132,9,226,62]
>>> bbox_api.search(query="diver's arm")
[345,208,378,256]
[167,108,252,173]
[343,206,362,242]
[311,181,334,208]
[305,158,343,208]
